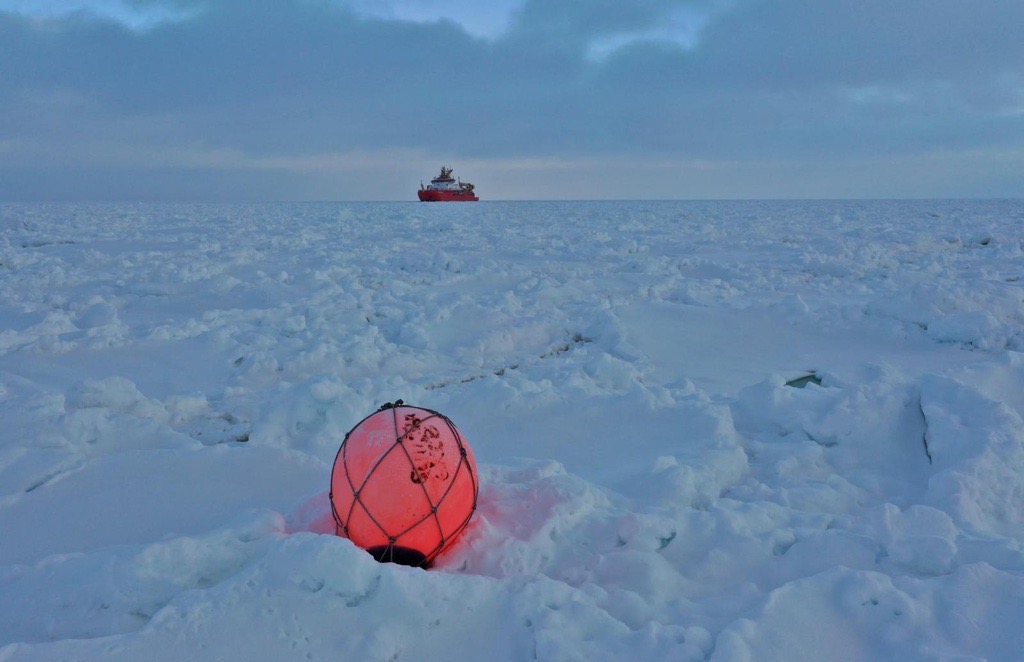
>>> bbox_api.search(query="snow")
[1,199,1023,660]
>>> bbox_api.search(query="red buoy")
[330,401,479,567]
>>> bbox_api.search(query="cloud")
[1,0,193,29]
[0,0,1021,199]
[341,0,524,40]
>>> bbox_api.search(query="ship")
[418,166,479,202]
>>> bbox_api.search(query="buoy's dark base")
[366,545,430,568]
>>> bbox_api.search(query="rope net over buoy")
[329,401,479,567]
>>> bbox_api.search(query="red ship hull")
[418,189,479,202]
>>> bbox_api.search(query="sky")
[1,0,1022,201]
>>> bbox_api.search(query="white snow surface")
[1,199,1023,660]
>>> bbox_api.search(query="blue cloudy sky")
[1,0,1022,200]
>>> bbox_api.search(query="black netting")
[329,401,479,568]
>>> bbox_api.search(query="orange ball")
[330,401,479,567]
